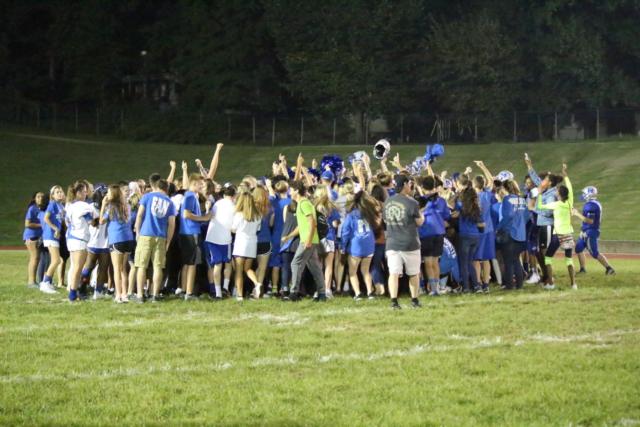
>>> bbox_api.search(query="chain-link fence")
[1,101,639,145]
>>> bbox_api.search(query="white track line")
[2,329,637,384]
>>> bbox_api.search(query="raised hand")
[169,160,176,169]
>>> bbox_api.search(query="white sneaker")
[543,284,555,290]
[571,283,578,290]
[174,288,183,295]
[93,290,109,300]
[325,290,334,299]
[526,273,540,284]
[39,282,57,294]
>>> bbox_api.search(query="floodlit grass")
[1,250,639,426]
[1,130,639,245]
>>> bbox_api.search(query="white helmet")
[373,139,391,160]
[496,170,514,182]
[581,186,598,201]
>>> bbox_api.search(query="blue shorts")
[575,230,600,258]
[88,247,110,255]
[474,231,496,260]
[205,242,231,266]
[268,241,282,267]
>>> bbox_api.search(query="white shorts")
[321,238,335,253]
[43,239,60,248]
[67,239,88,252]
[386,249,421,276]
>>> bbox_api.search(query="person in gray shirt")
[383,174,425,309]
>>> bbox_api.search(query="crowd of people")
[22,142,616,309]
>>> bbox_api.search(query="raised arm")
[207,143,224,180]
[474,160,494,190]
[294,153,304,182]
[167,161,177,184]
[524,153,541,186]
[181,161,189,190]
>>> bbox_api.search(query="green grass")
[1,129,640,245]
[1,250,639,425]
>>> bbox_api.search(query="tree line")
[1,0,639,121]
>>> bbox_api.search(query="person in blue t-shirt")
[340,191,379,300]
[178,173,212,300]
[267,179,291,295]
[418,176,450,296]
[572,186,615,276]
[454,179,484,293]
[100,184,136,303]
[133,174,177,302]
[497,180,530,289]
[471,161,497,292]
[23,191,45,288]
[40,185,66,294]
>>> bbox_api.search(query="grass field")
[1,129,639,245]
[1,250,639,425]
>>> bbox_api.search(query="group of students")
[22,144,616,309]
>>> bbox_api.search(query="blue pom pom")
[424,143,445,163]
[321,154,344,176]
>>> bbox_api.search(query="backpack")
[316,209,329,240]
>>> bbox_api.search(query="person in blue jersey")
[497,180,530,289]
[40,185,66,294]
[65,181,97,302]
[340,190,379,300]
[179,173,212,301]
[133,174,177,303]
[253,185,274,298]
[454,179,485,293]
[572,186,615,276]
[35,193,51,284]
[23,191,45,288]
[267,178,291,296]
[471,161,497,293]
[320,170,339,201]
[100,184,135,303]
[314,184,340,298]
[524,153,564,285]
[418,176,450,296]
[439,237,460,291]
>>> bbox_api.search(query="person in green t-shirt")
[281,179,326,301]
[537,163,578,290]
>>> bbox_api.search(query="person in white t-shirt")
[204,184,236,298]
[231,185,262,301]
[65,181,96,302]
[82,185,110,299]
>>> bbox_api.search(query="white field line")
[1,329,637,384]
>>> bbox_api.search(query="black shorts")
[537,225,556,251]
[179,234,201,265]
[110,240,135,254]
[420,235,444,258]
[257,242,272,256]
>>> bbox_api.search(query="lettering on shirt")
[151,197,170,218]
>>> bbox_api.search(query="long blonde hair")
[235,184,260,221]
[313,184,336,215]
[252,186,270,216]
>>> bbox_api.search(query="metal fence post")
[513,110,517,142]
[400,115,404,143]
[554,111,558,140]
[332,118,336,145]
[252,115,256,145]
[474,116,478,142]
[596,108,600,140]
[271,116,276,147]
[300,115,304,145]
